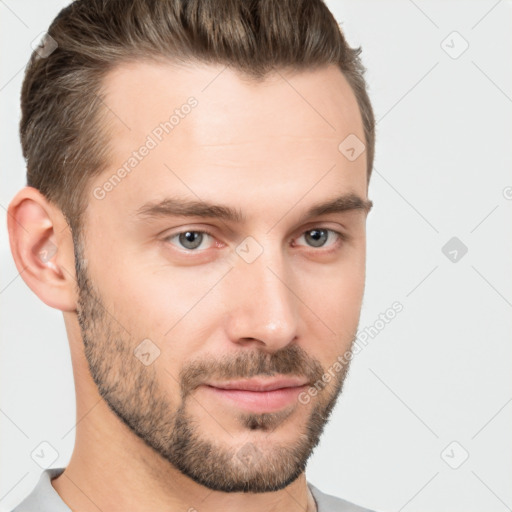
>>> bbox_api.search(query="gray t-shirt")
[11,467,375,512]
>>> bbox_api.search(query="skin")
[8,61,371,512]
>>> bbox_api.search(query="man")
[7,0,376,511]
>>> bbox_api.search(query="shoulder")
[10,467,69,512]
[308,482,377,512]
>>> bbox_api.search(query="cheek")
[96,259,225,364]
[300,254,366,346]
[315,275,364,327]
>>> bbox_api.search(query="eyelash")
[164,227,348,253]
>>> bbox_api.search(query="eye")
[164,227,346,253]
[165,230,215,251]
[294,228,344,249]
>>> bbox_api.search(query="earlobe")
[7,186,78,312]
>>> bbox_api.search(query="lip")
[206,376,309,392]
[200,377,310,413]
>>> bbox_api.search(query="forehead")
[101,59,364,145]
[89,60,367,223]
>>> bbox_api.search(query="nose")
[223,245,299,352]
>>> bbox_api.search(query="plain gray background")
[1,1,511,511]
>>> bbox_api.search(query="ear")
[7,186,78,312]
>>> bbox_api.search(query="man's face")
[75,61,370,492]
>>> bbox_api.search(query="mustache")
[179,344,325,399]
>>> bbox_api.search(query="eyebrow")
[135,193,373,224]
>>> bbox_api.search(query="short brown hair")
[20,0,375,234]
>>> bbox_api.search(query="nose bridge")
[225,240,299,348]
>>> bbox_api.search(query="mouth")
[200,376,310,413]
